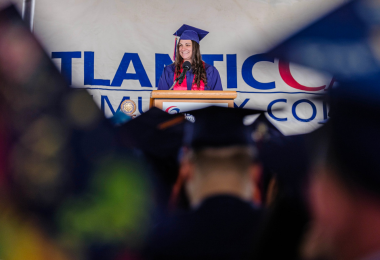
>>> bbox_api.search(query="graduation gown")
[157,63,223,90]
[146,195,262,260]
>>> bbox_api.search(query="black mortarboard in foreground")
[184,106,265,150]
[118,107,185,158]
[250,114,284,144]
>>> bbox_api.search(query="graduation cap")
[250,114,284,143]
[174,24,209,44]
[118,107,185,158]
[172,24,209,60]
[265,0,380,87]
[183,106,265,150]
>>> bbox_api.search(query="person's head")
[176,39,202,64]
[170,106,265,209]
[301,84,380,259]
[177,39,193,62]
[174,39,206,89]
[180,145,260,208]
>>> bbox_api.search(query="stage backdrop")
[32,0,348,135]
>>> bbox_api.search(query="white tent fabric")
[11,0,350,134]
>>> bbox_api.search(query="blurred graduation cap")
[183,106,265,150]
[250,114,284,144]
[118,107,185,158]
[174,24,209,44]
[265,0,380,88]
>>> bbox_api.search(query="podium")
[150,90,237,113]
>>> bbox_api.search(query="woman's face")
[178,40,192,62]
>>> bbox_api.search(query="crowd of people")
[1,1,380,260]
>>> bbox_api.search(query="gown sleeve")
[157,66,171,90]
[206,65,223,90]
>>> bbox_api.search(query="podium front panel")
[154,99,233,113]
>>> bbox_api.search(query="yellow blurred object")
[0,203,70,260]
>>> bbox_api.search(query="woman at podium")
[157,24,223,91]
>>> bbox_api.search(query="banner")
[32,0,346,135]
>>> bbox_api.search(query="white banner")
[31,0,347,135]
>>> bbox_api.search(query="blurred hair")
[187,146,256,175]
[325,143,365,196]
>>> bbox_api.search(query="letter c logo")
[279,60,326,91]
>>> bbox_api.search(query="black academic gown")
[146,195,262,260]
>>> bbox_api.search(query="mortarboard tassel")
[173,34,177,61]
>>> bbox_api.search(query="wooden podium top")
[151,90,237,99]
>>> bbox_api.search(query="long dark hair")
[175,40,207,89]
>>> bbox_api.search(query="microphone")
[169,61,192,90]
[178,61,191,84]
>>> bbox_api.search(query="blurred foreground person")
[0,5,152,260]
[262,1,380,258]
[248,114,311,260]
[303,84,380,260]
[146,106,264,260]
